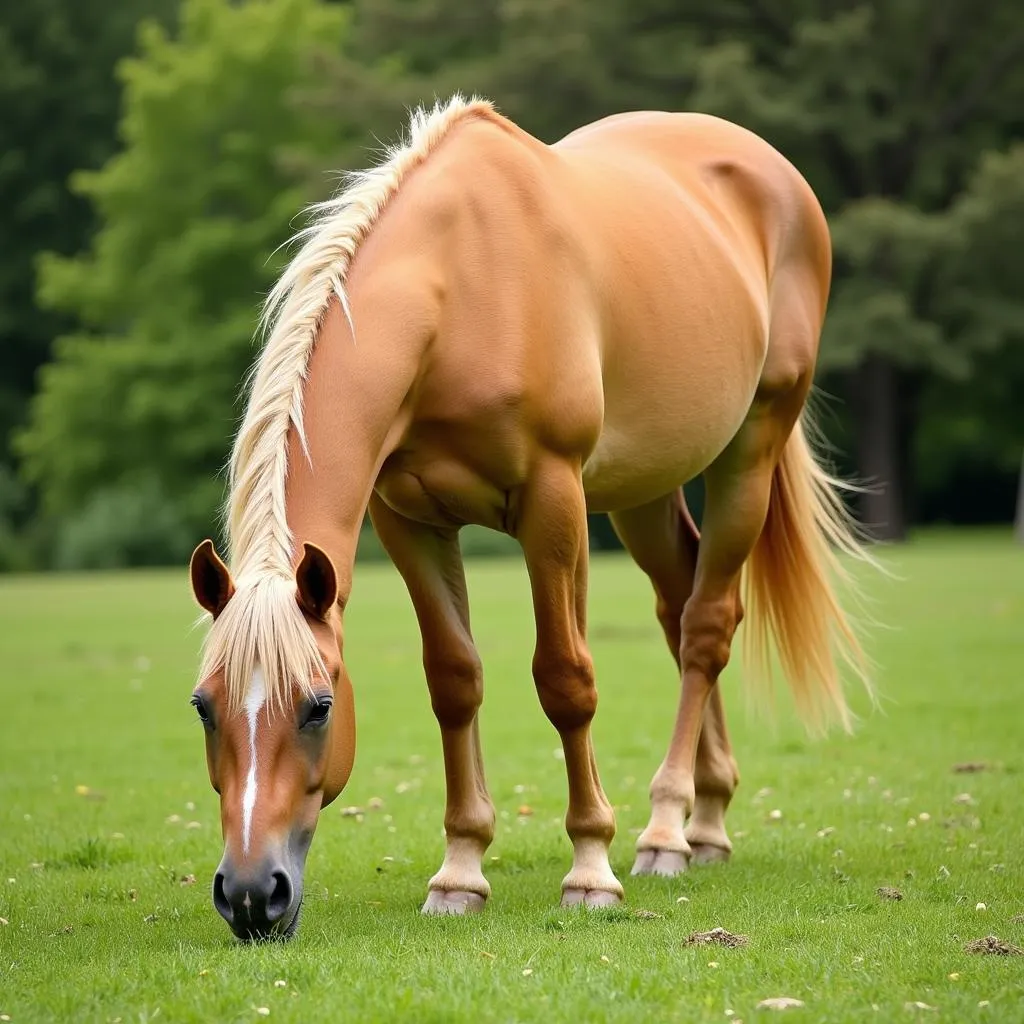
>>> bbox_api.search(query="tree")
[930,145,1024,536]
[19,0,1024,565]
[19,0,350,551]
[320,0,1024,539]
[0,0,178,463]
[678,3,1024,538]
[1017,455,1024,543]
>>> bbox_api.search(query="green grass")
[1,532,1022,1023]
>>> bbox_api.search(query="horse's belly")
[582,419,727,513]
[578,244,769,511]
[582,325,766,512]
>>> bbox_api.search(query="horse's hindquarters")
[558,117,819,512]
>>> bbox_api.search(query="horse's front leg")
[517,459,623,907]
[369,494,495,915]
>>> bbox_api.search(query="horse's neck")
[283,287,430,602]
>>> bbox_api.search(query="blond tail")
[742,414,876,733]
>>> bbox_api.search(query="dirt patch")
[952,762,988,773]
[685,927,748,948]
[877,887,904,901]
[964,935,1024,956]
[633,909,663,920]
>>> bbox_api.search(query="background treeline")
[2,0,1023,570]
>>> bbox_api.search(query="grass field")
[0,531,1022,1022]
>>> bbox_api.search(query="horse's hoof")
[631,848,690,877]
[561,888,623,908]
[421,889,486,915]
[689,842,731,866]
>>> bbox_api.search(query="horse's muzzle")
[213,857,299,941]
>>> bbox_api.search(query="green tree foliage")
[943,146,1024,362]
[0,0,177,461]
[19,0,349,549]
[318,0,1024,538]
[12,0,1024,565]
[919,146,1024,528]
[676,2,1024,536]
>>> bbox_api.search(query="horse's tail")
[741,412,876,732]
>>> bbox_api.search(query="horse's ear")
[295,542,338,621]
[190,540,235,619]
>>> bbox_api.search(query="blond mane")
[199,94,495,712]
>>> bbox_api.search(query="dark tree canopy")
[4,0,1024,566]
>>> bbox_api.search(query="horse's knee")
[424,649,483,729]
[533,648,597,732]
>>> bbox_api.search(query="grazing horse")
[188,95,871,940]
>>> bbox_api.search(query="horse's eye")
[302,698,332,729]
[191,696,212,726]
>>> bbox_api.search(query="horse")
[188,95,872,940]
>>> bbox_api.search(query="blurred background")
[2,0,1022,572]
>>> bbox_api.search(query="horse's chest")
[375,453,512,533]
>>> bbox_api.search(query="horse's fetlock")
[444,799,496,845]
[565,805,616,845]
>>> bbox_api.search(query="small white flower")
[757,997,805,1010]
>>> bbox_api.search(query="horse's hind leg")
[369,493,496,915]
[610,492,739,875]
[621,382,806,877]
[687,684,739,864]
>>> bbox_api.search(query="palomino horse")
[189,95,870,940]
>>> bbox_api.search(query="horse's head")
[188,540,355,941]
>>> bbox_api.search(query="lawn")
[0,531,1021,1023]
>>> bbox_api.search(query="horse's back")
[555,109,831,323]
[553,109,830,343]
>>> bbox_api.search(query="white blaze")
[241,667,267,855]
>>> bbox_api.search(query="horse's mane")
[199,94,495,713]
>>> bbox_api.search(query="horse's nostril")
[213,872,232,923]
[266,871,292,923]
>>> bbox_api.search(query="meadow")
[0,532,1021,1022]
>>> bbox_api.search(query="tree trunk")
[853,354,907,541]
[896,369,921,529]
[1015,450,1024,544]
